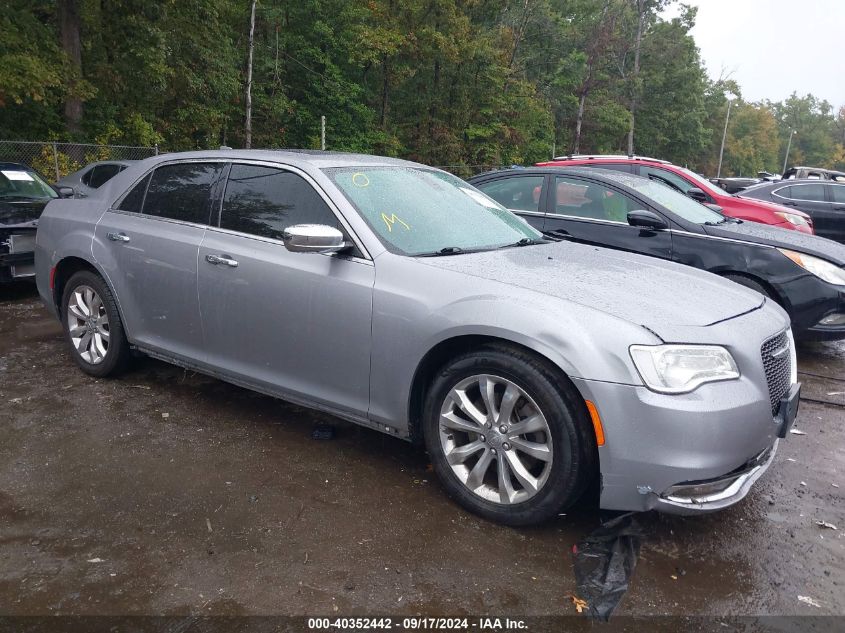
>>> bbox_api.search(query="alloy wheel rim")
[439,374,553,505]
[67,285,110,365]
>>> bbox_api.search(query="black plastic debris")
[311,424,335,440]
[571,512,643,621]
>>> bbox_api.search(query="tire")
[61,270,131,377]
[422,344,597,526]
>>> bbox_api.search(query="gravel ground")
[0,282,842,621]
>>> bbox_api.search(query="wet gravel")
[0,282,842,617]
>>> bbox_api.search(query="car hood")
[704,221,845,264]
[416,241,764,333]
[0,199,49,228]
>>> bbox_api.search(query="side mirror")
[56,186,75,198]
[627,210,668,231]
[687,187,708,203]
[282,224,349,254]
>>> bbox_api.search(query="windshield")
[677,166,730,197]
[626,177,726,224]
[0,167,58,200]
[325,167,541,256]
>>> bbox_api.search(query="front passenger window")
[220,164,339,240]
[552,177,635,223]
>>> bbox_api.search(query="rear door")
[772,183,830,235]
[825,184,845,242]
[542,175,673,259]
[197,161,375,419]
[93,160,224,363]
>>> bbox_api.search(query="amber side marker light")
[585,400,605,447]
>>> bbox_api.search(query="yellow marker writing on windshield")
[352,172,370,187]
[381,213,410,232]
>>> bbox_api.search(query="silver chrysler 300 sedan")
[34,151,800,525]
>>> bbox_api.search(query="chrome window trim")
[220,158,372,261]
[671,229,776,249]
[109,157,372,260]
[203,224,374,267]
[543,212,630,227]
[105,207,210,231]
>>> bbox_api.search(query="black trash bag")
[571,512,643,621]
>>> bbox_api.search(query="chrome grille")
[761,331,791,415]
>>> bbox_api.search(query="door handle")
[205,254,239,267]
[107,232,130,242]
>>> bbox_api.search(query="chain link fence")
[0,141,158,183]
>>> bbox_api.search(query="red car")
[537,155,814,234]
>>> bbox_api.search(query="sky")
[661,0,845,108]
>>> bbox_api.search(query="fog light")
[819,313,845,326]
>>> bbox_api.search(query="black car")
[739,179,845,243]
[468,167,845,340]
[0,162,70,282]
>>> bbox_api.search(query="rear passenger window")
[142,162,221,224]
[475,176,544,212]
[585,163,633,174]
[220,164,338,239]
[831,185,845,203]
[117,174,151,213]
[787,184,825,202]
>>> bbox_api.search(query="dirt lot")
[1,282,843,621]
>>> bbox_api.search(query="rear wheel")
[62,270,130,377]
[423,345,596,526]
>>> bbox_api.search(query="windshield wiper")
[498,237,547,249]
[704,217,730,226]
[415,246,465,257]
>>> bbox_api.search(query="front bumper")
[777,274,845,341]
[572,375,785,514]
[0,230,36,282]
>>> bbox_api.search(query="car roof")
[548,154,671,164]
[471,166,644,187]
[148,149,424,169]
[0,162,35,170]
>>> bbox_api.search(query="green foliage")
[1,0,843,175]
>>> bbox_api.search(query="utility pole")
[716,95,735,179]
[321,115,326,151]
[244,0,257,149]
[782,129,797,173]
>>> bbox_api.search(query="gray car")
[55,160,134,198]
[34,150,800,525]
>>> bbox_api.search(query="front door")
[542,175,673,259]
[773,182,832,238]
[197,162,375,419]
[93,161,223,362]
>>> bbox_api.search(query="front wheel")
[62,270,131,377]
[423,345,596,526]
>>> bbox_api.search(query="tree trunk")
[244,0,257,149]
[573,91,587,154]
[58,0,83,136]
[380,55,389,127]
[627,0,646,156]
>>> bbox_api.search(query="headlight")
[629,345,740,394]
[774,211,811,227]
[778,249,845,286]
